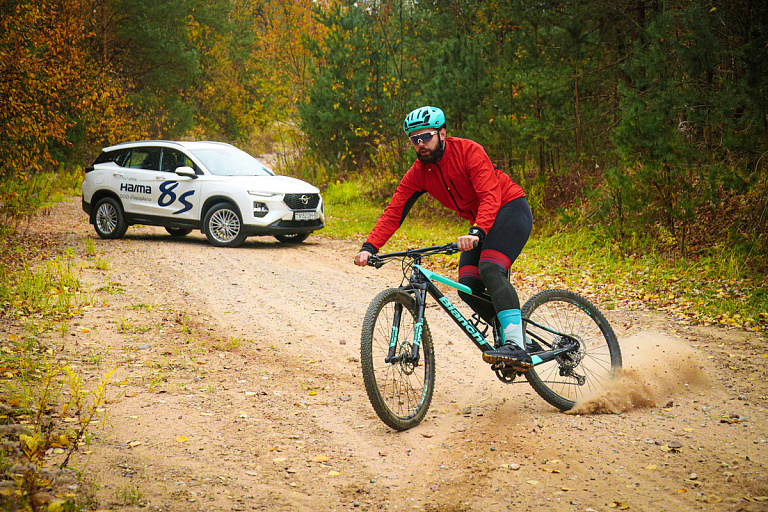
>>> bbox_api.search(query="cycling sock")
[498,309,525,349]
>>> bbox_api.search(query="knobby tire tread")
[360,288,435,431]
[522,289,621,411]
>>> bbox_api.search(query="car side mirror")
[175,166,197,179]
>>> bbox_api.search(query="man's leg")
[476,198,533,369]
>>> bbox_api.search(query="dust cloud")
[567,330,710,415]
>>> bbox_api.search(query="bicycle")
[360,242,622,431]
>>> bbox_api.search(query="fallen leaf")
[645,464,657,470]
[244,470,258,476]
[329,470,340,476]
[176,436,188,443]
[526,480,539,485]
[313,455,328,463]
[705,495,721,503]
[421,433,433,438]
[272,457,287,463]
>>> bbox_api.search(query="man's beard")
[416,137,445,164]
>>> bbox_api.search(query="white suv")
[82,141,324,247]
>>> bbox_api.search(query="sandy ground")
[26,198,768,511]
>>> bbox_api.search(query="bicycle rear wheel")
[360,288,435,431]
[522,289,621,411]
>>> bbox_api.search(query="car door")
[149,148,201,221]
[117,146,162,216]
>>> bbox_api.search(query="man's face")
[410,127,446,164]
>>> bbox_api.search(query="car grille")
[284,193,320,210]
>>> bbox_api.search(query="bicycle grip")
[367,256,384,268]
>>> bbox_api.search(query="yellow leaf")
[645,464,657,470]
[313,455,328,463]
[328,470,340,476]
[176,436,188,443]
[309,391,318,396]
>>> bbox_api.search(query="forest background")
[1,0,767,330]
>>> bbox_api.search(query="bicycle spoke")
[361,289,435,430]
[523,290,621,410]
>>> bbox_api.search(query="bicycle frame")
[390,263,580,368]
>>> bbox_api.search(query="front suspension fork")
[384,289,426,365]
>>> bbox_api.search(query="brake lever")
[368,256,384,269]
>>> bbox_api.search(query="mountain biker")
[354,106,535,371]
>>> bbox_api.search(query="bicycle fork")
[384,289,427,365]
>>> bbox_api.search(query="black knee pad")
[478,261,519,311]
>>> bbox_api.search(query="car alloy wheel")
[204,203,246,247]
[93,197,127,239]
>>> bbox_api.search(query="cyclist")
[354,106,535,371]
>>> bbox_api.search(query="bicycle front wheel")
[360,288,435,431]
[522,289,621,411]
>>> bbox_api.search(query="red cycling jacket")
[365,136,525,251]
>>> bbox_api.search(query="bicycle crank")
[492,362,522,384]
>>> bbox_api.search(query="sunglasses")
[409,130,438,146]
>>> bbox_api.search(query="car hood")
[211,175,320,194]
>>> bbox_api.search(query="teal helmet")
[402,106,446,135]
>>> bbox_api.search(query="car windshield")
[189,146,275,176]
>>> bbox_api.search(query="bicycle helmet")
[403,106,446,135]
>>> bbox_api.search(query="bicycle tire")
[522,289,621,411]
[360,288,435,431]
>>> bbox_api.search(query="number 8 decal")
[159,181,195,214]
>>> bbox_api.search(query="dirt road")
[33,198,768,511]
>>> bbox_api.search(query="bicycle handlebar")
[367,242,460,268]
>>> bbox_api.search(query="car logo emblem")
[300,195,309,205]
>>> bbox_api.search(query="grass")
[0,231,115,511]
[320,181,767,334]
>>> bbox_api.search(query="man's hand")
[457,235,480,251]
[354,251,373,266]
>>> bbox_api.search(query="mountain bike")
[360,243,622,431]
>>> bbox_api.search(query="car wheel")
[165,226,193,237]
[93,197,128,239]
[204,203,246,247]
[274,233,310,244]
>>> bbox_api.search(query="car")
[81,140,325,247]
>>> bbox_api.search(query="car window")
[188,147,274,176]
[93,148,130,166]
[160,149,198,173]
[125,148,161,170]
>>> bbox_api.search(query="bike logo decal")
[438,297,489,345]
[389,325,399,347]
[158,181,195,214]
[413,321,423,347]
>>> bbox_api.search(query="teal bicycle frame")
[384,259,579,368]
